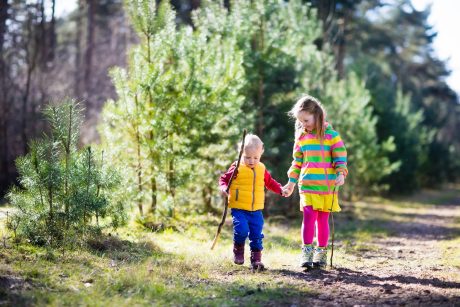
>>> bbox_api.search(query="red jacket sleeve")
[264,169,282,195]
[218,162,237,193]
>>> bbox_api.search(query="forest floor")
[0,185,459,306]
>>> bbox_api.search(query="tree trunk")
[84,0,95,114]
[0,0,7,51]
[145,38,158,215]
[191,0,201,9]
[0,0,9,194]
[39,0,47,65]
[168,135,176,218]
[48,0,56,62]
[95,150,103,226]
[335,11,348,79]
[315,0,348,79]
[47,143,54,222]
[75,0,83,97]
[84,147,92,227]
[35,0,47,138]
[150,174,157,214]
[134,95,144,216]
[168,158,175,199]
[317,0,336,45]
[22,11,39,154]
[64,105,73,220]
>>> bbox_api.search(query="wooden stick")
[330,186,337,267]
[211,129,247,250]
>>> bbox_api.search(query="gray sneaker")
[313,247,328,268]
[300,245,314,268]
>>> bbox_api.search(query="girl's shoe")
[313,246,328,268]
[250,250,265,270]
[233,243,245,265]
[300,244,314,268]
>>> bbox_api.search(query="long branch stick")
[330,186,337,267]
[211,129,247,250]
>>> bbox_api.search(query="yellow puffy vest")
[228,162,266,211]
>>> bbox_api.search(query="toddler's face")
[243,146,263,169]
[297,110,316,132]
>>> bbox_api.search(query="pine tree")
[196,0,396,200]
[100,0,246,217]
[346,0,459,191]
[7,99,125,247]
[321,73,399,195]
[381,87,433,192]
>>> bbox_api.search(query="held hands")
[281,182,295,197]
[280,173,344,197]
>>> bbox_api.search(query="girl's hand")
[335,173,345,186]
[282,182,295,197]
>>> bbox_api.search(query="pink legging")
[302,206,330,247]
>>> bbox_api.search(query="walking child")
[282,95,348,268]
[219,134,283,270]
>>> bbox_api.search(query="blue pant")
[231,209,264,251]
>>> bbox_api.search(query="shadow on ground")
[271,267,460,305]
[86,233,162,263]
[0,275,34,307]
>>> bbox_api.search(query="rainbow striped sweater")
[288,123,348,195]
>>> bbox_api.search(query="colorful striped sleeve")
[331,131,348,177]
[287,141,302,183]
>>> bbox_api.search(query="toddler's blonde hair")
[241,134,264,152]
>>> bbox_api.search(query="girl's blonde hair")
[288,94,326,140]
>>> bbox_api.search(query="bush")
[7,99,126,247]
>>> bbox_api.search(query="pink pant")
[302,206,330,247]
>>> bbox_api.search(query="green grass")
[0,216,315,306]
[1,188,459,306]
[0,216,360,305]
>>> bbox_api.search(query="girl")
[282,95,347,268]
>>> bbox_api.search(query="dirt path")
[1,189,459,306]
[267,192,460,306]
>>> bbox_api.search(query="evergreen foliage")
[7,99,125,247]
[101,0,398,219]
[101,0,458,216]
[347,0,459,192]
[195,0,396,199]
[379,87,433,192]
[2,0,458,203]
[100,0,246,217]
[320,73,399,196]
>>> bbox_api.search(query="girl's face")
[243,146,263,169]
[297,110,316,132]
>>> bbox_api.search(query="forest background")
[1,1,460,305]
[0,0,459,222]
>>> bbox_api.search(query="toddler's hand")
[220,189,229,197]
[281,188,289,197]
[282,182,295,197]
[335,173,345,186]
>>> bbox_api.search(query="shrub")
[7,99,126,247]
